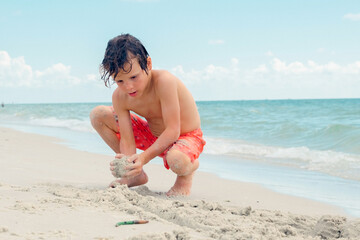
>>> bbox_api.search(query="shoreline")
[1,126,360,239]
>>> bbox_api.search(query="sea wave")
[27,116,95,133]
[298,124,360,155]
[0,112,95,133]
[204,136,360,181]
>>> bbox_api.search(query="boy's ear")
[147,57,152,71]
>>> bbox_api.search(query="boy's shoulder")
[151,69,178,87]
[151,70,180,97]
[152,69,175,79]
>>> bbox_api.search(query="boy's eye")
[131,76,137,79]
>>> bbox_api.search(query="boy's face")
[113,57,152,98]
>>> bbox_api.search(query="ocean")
[1,99,359,217]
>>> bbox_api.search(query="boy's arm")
[112,90,136,156]
[138,73,181,165]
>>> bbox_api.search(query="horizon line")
[2,97,360,105]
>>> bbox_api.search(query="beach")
[2,0,360,238]
[1,126,359,240]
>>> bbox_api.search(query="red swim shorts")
[112,108,206,169]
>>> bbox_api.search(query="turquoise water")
[197,99,360,181]
[1,99,360,217]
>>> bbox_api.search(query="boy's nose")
[124,82,134,90]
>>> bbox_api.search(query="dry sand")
[0,126,359,239]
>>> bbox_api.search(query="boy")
[90,34,206,196]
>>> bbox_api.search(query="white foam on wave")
[0,113,95,133]
[28,116,95,133]
[204,136,360,181]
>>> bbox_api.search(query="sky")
[0,0,360,103]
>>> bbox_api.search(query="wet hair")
[100,34,149,87]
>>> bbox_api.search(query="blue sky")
[1,0,360,103]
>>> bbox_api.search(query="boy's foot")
[166,174,193,196]
[109,170,148,188]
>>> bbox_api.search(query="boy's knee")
[166,150,198,176]
[90,105,112,127]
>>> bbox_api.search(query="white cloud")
[270,58,360,74]
[3,50,359,102]
[172,57,240,85]
[266,51,274,57]
[170,57,360,100]
[0,51,97,88]
[208,39,225,45]
[86,74,97,81]
[344,13,360,21]
[253,64,268,73]
[272,58,309,74]
[0,51,32,87]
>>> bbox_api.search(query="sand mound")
[2,182,359,239]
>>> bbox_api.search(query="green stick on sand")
[115,220,149,227]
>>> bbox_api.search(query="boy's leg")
[165,149,199,196]
[164,129,205,196]
[90,105,120,153]
[90,105,148,187]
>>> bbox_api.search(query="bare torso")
[124,70,200,137]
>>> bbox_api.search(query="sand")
[112,156,132,178]
[0,126,359,239]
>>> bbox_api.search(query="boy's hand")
[124,154,144,178]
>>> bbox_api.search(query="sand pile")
[112,156,132,178]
